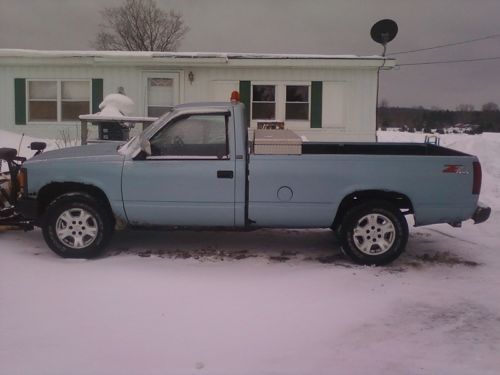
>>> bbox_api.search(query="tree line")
[377,102,500,133]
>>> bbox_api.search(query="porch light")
[188,71,194,84]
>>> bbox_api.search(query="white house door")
[143,72,180,117]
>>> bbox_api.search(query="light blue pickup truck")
[9,102,490,265]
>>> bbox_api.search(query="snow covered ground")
[1,131,499,374]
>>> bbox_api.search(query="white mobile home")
[0,49,395,141]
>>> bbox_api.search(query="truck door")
[122,112,236,226]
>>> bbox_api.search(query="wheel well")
[331,190,413,230]
[37,182,113,219]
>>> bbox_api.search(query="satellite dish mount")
[370,19,398,56]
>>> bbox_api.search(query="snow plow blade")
[1,148,34,231]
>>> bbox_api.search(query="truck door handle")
[217,170,234,179]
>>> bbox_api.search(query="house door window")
[144,73,179,117]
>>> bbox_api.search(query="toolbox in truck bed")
[253,129,302,155]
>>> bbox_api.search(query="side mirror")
[29,142,47,156]
[29,142,47,152]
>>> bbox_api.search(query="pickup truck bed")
[249,149,476,228]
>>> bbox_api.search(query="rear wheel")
[42,193,113,258]
[338,201,408,265]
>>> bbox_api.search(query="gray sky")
[1,0,500,109]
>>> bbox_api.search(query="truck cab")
[120,104,248,227]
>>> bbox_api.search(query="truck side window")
[149,114,229,158]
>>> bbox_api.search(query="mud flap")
[472,203,491,224]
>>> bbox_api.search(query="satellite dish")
[371,19,398,55]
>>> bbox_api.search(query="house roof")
[0,49,396,69]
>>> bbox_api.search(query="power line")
[398,56,500,66]
[388,33,500,56]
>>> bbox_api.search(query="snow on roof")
[0,49,395,69]
[0,49,391,61]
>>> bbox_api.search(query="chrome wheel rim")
[55,208,98,249]
[352,213,396,255]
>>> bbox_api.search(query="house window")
[61,81,91,121]
[27,80,90,122]
[286,85,309,120]
[252,85,275,120]
[28,81,57,121]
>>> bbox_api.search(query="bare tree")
[482,102,499,112]
[93,0,189,51]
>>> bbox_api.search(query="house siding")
[0,63,379,142]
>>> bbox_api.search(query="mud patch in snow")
[391,251,481,271]
[414,252,480,267]
[129,247,257,261]
[101,228,366,266]
[104,228,482,271]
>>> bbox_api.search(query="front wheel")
[42,193,114,258]
[338,201,408,265]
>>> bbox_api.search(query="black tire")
[338,200,408,266]
[42,192,114,258]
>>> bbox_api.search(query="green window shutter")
[14,78,26,125]
[239,81,251,127]
[92,79,104,114]
[310,81,322,128]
